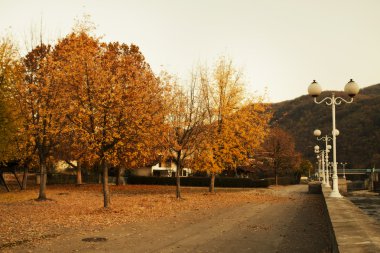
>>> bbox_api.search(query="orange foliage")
[52,31,166,207]
[192,57,271,190]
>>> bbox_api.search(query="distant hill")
[271,83,380,169]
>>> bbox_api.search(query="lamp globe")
[313,129,321,137]
[308,80,322,97]
[344,79,359,97]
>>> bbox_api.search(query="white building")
[151,160,192,177]
[130,159,192,177]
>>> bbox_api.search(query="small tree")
[298,159,313,178]
[163,72,206,199]
[262,127,301,185]
[193,57,271,192]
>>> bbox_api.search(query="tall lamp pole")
[314,145,326,185]
[308,79,359,198]
[315,161,319,180]
[341,162,347,179]
[314,146,321,182]
[314,129,334,187]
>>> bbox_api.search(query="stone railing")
[322,185,380,252]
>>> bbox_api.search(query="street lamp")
[340,162,347,179]
[308,79,359,198]
[315,161,319,180]
[314,145,323,183]
[314,130,333,187]
[314,144,328,185]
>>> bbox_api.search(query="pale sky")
[1,0,380,102]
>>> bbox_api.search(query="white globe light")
[313,129,321,137]
[308,80,322,97]
[332,129,340,136]
[344,79,359,97]
[314,145,320,153]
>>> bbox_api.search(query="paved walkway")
[12,185,331,253]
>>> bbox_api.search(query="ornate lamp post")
[315,161,319,180]
[314,129,334,187]
[341,162,347,179]
[308,79,359,197]
[329,162,334,178]
[314,145,327,185]
[314,145,322,182]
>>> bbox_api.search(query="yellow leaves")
[190,57,271,175]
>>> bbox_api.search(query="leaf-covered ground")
[0,184,285,250]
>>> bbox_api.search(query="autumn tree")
[298,159,313,178]
[0,36,38,189]
[53,30,165,207]
[262,127,301,185]
[0,36,20,162]
[163,72,206,199]
[193,57,271,192]
[13,42,67,199]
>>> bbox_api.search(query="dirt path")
[9,185,331,253]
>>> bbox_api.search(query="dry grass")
[0,184,284,249]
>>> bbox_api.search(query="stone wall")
[322,186,380,252]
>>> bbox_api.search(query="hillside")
[271,84,380,169]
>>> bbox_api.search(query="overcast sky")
[1,0,379,102]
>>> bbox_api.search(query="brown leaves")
[262,127,302,175]
[0,185,284,249]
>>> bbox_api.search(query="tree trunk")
[0,173,10,192]
[101,159,110,208]
[176,150,182,199]
[13,172,22,189]
[275,167,278,186]
[176,170,181,199]
[37,156,47,200]
[209,172,215,193]
[76,160,82,185]
[22,166,28,190]
[116,167,126,186]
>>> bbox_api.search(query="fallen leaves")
[0,184,286,250]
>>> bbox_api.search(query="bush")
[127,176,270,188]
[127,176,176,185]
[45,173,298,187]
[266,176,298,185]
[47,173,76,184]
[47,173,100,184]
